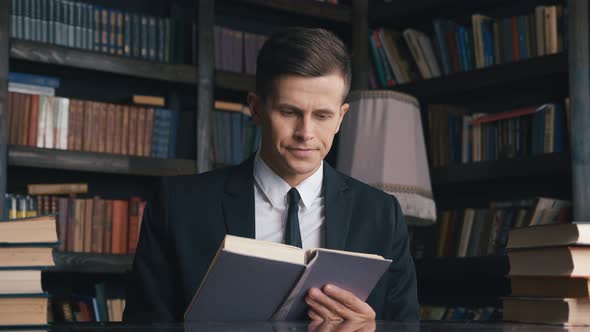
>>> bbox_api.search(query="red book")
[128,107,137,156]
[103,200,113,254]
[470,107,538,125]
[512,16,520,61]
[111,200,129,254]
[127,197,141,254]
[28,94,39,147]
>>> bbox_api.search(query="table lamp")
[336,90,436,225]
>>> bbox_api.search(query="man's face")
[248,72,349,186]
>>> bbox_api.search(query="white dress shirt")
[253,152,325,249]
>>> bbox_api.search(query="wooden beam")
[351,0,368,91]
[569,0,590,221]
[0,0,10,217]
[196,0,215,173]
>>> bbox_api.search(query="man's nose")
[294,115,314,141]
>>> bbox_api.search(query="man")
[123,27,419,322]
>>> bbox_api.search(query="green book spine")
[101,8,108,53]
[148,16,156,61]
[94,283,109,322]
[131,13,140,58]
[86,4,93,50]
[68,0,75,47]
[10,0,18,38]
[30,0,38,41]
[123,13,131,56]
[74,2,82,48]
[23,0,31,40]
[109,9,116,54]
[54,0,61,45]
[116,11,123,55]
[93,5,101,51]
[164,18,171,63]
[140,15,147,59]
[47,0,55,44]
[40,0,48,43]
[157,17,165,62]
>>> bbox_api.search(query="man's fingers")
[323,284,366,312]
[308,288,356,320]
[306,293,344,321]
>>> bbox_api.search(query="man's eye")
[281,110,295,116]
[316,114,331,120]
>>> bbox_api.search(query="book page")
[224,235,305,265]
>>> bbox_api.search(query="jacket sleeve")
[382,196,420,321]
[122,178,182,322]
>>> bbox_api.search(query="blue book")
[518,16,528,60]
[553,104,565,153]
[368,31,387,88]
[455,27,466,72]
[433,19,451,75]
[167,110,178,159]
[8,72,60,88]
[503,18,513,63]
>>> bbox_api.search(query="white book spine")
[37,96,47,148]
[61,98,69,149]
[8,82,55,96]
[44,96,55,149]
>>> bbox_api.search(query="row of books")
[0,215,58,327]
[7,91,179,159]
[420,306,500,321]
[428,101,570,167]
[214,26,268,75]
[10,0,177,63]
[368,5,566,87]
[55,196,145,254]
[504,222,590,325]
[212,101,261,166]
[409,197,571,259]
[51,286,124,322]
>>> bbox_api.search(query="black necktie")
[285,188,302,248]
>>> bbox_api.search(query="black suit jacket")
[123,158,419,322]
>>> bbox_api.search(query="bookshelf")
[0,0,360,323]
[390,53,568,108]
[365,0,588,316]
[11,40,198,84]
[7,145,196,177]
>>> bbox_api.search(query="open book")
[184,235,392,322]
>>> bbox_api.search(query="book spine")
[148,16,156,61]
[123,13,131,57]
[140,15,147,59]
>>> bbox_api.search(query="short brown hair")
[256,27,351,101]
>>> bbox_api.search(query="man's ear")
[247,92,264,126]
[335,102,350,134]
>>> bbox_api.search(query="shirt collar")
[253,150,323,209]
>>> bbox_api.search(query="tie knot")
[288,188,301,205]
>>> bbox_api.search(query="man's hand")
[305,284,376,322]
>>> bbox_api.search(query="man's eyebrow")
[277,103,336,113]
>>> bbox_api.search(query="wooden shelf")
[10,39,197,84]
[48,251,133,274]
[371,0,513,24]
[8,145,197,176]
[391,53,568,107]
[215,71,256,92]
[431,153,571,186]
[230,0,352,23]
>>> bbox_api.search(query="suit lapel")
[222,157,256,239]
[323,162,352,250]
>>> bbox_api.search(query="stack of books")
[504,222,590,325]
[0,214,58,327]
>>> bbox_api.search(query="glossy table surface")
[37,321,590,332]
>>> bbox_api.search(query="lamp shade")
[336,90,436,225]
